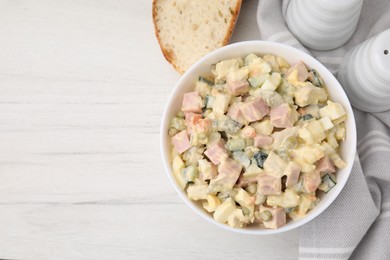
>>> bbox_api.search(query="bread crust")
[223,0,242,46]
[152,0,242,74]
[152,0,182,73]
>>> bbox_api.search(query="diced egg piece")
[203,195,221,213]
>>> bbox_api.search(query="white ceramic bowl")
[160,41,357,235]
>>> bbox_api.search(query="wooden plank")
[0,0,299,259]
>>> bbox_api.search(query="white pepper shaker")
[285,0,363,51]
[338,29,390,112]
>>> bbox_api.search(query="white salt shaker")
[285,0,363,51]
[338,29,390,112]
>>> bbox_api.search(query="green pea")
[168,128,179,136]
[260,210,272,222]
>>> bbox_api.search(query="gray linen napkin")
[256,1,390,259]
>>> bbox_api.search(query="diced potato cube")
[187,182,208,201]
[319,101,346,121]
[286,70,299,84]
[228,66,249,82]
[245,53,259,65]
[215,59,240,80]
[243,159,263,177]
[249,58,272,76]
[213,198,237,224]
[318,117,334,131]
[261,73,281,91]
[271,72,282,86]
[234,188,255,217]
[195,80,212,98]
[326,131,339,149]
[267,189,300,208]
[172,155,186,189]
[294,83,322,107]
[335,124,346,140]
[299,121,326,144]
[298,196,313,215]
[277,56,290,70]
[300,163,316,173]
[261,79,276,91]
[305,146,325,164]
[299,127,314,144]
[251,119,274,136]
[227,211,244,228]
[316,88,328,103]
[171,147,179,159]
[290,144,325,173]
[300,105,320,119]
[263,54,280,72]
[212,93,232,116]
[329,153,347,169]
[306,120,326,143]
[333,114,347,125]
[321,141,335,155]
[283,189,301,208]
[271,127,299,150]
[266,194,284,207]
[198,159,217,180]
[264,152,287,178]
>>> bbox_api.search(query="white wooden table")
[0,0,299,259]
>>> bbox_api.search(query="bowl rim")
[160,40,357,235]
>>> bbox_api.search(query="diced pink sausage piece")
[227,78,249,96]
[257,174,281,195]
[182,92,202,113]
[241,97,270,123]
[204,139,228,165]
[254,134,273,148]
[286,61,309,82]
[270,103,296,128]
[171,130,191,154]
[241,126,256,139]
[241,94,250,102]
[284,161,301,187]
[303,171,321,193]
[237,175,258,187]
[185,112,202,133]
[227,102,246,125]
[208,158,243,193]
[260,205,286,229]
[316,155,335,176]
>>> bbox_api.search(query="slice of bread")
[153,0,242,74]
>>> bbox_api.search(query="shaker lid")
[316,0,363,11]
[371,29,390,82]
